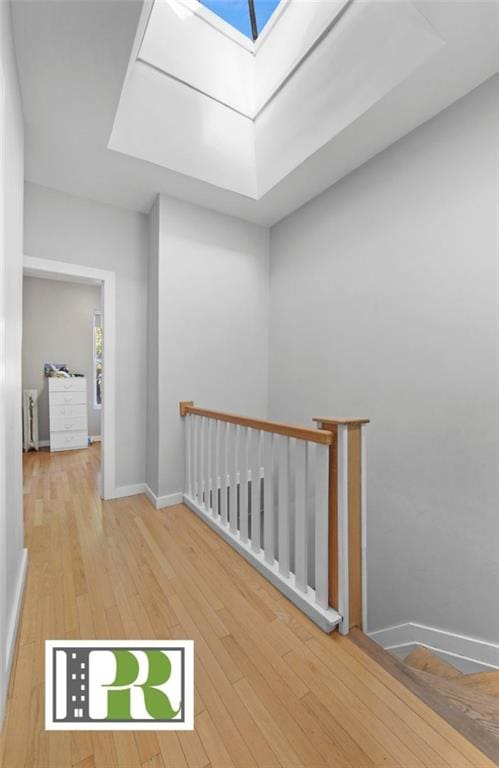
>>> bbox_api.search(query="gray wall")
[24,182,148,488]
[0,0,25,722]
[268,77,498,643]
[22,276,102,441]
[147,195,270,498]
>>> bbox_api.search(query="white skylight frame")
[186,0,256,52]
[135,0,350,119]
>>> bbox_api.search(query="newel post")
[179,400,194,417]
[313,417,369,634]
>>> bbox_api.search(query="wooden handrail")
[179,401,333,445]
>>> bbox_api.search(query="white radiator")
[23,388,39,452]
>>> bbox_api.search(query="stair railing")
[179,401,368,633]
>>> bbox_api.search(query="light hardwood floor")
[0,444,495,767]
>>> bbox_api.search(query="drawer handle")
[63,396,72,402]
[64,383,72,389]
[64,423,74,430]
[65,436,74,443]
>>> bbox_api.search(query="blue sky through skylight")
[202,0,281,40]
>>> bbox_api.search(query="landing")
[1,446,493,767]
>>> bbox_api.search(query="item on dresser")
[23,389,39,452]
[49,377,89,452]
[44,362,69,377]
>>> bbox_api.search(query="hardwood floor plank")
[112,732,142,767]
[300,690,375,768]
[177,729,210,768]
[71,729,94,766]
[134,732,161,765]
[141,754,166,768]
[221,634,352,768]
[305,636,467,768]
[194,710,235,768]
[155,733,189,768]
[73,755,97,768]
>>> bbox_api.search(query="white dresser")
[48,377,89,452]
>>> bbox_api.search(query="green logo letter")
[106,650,179,720]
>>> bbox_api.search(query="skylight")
[202,0,281,41]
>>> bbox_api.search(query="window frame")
[201,0,281,41]
[93,310,102,410]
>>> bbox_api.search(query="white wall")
[23,183,148,488]
[147,195,269,498]
[268,77,498,644]
[0,0,25,723]
[22,276,102,440]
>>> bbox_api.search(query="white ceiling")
[12,1,498,226]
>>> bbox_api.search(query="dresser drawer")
[50,404,87,420]
[49,378,87,393]
[50,416,87,433]
[50,391,87,406]
[50,431,88,452]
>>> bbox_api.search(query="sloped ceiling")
[12,0,498,224]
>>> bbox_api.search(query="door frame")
[23,255,116,499]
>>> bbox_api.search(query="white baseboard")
[144,485,183,510]
[6,549,28,684]
[110,483,145,499]
[36,437,100,448]
[368,621,499,671]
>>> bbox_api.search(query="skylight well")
[201,0,281,40]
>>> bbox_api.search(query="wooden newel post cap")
[313,417,370,428]
[179,401,194,417]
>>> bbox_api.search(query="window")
[201,0,281,41]
[93,311,102,409]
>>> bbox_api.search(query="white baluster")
[185,413,192,498]
[361,424,368,633]
[294,440,308,593]
[212,419,220,518]
[278,435,290,577]
[195,416,202,504]
[314,442,329,609]
[335,424,349,633]
[191,415,196,500]
[204,418,212,512]
[229,423,238,534]
[220,421,229,526]
[250,429,262,553]
[201,416,207,507]
[263,432,274,564]
[239,426,249,543]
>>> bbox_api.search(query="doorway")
[22,256,116,499]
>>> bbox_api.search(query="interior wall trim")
[5,548,28,691]
[144,484,183,510]
[369,621,499,670]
